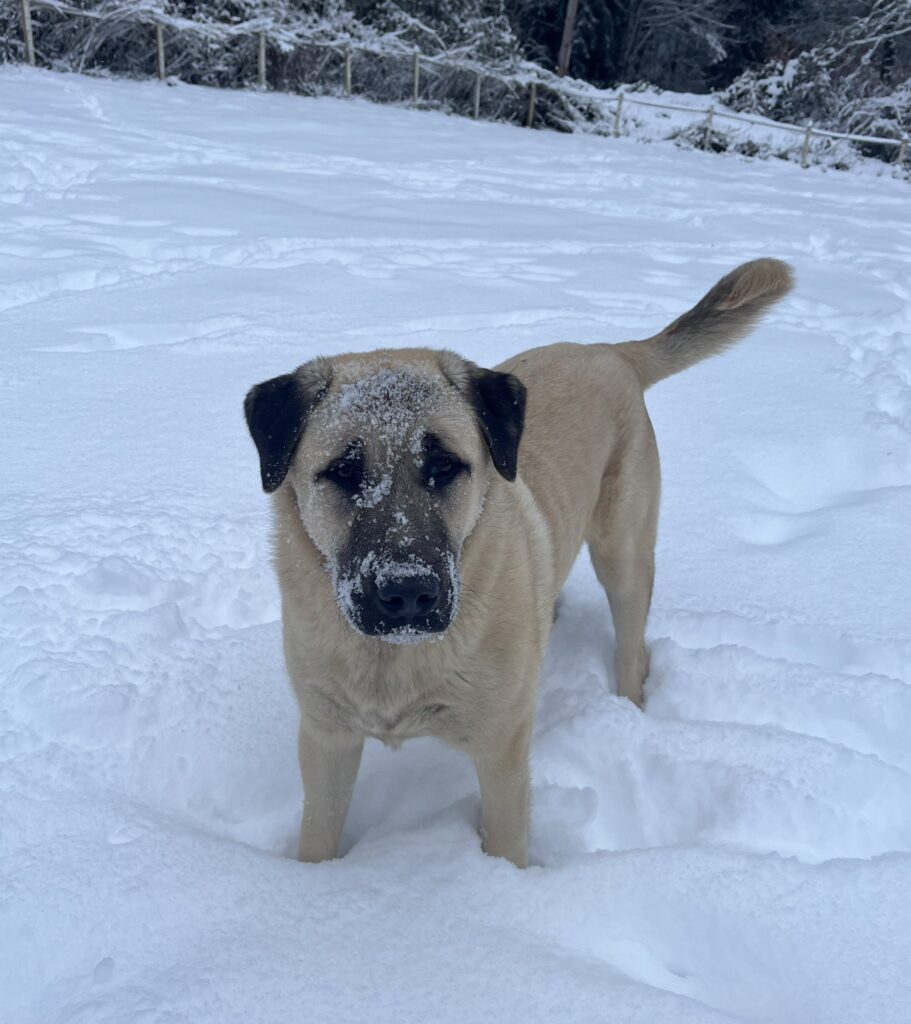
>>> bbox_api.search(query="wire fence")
[8,0,910,172]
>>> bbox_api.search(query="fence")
[9,0,910,172]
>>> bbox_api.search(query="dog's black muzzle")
[355,569,452,640]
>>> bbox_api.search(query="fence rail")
[10,0,910,172]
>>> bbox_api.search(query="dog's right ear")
[244,360,331,493]
[468,367,527,482]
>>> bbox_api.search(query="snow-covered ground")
[2,65,910,1023]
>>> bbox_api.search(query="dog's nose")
[376,575,440,623]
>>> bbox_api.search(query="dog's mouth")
[332,552,460,643]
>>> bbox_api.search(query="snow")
[1,64,910,1023]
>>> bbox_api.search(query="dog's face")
[245,351,526,643]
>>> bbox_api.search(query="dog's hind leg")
[587,424,660,707]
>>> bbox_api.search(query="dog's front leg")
[471,723,532,869]
[297,718,364,863]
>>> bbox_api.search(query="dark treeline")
[53,0,906,95]
[509,0,836,92]
[343,0,909,95]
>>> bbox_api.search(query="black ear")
[244,367,327,492]
[469,368,527,481]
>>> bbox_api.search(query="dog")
[244,258,793,868]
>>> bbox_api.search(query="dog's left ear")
[469,368,527,481]
[244,359,331,493]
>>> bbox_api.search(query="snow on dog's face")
[244,350,526,643]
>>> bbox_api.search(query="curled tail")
[618,258,794,389]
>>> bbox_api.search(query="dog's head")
[244,350,526,643]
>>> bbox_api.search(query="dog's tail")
[617,258,794,390]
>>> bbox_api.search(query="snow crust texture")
[1,67,910,1024]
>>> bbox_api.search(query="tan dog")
[245,258,793,868]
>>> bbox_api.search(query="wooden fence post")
[155,24,165,81]
[800,123,812,168]
[526,81,537,128]
[344,47,352,96]
[412,52,420,104]
[613,92,624,137]
[473,73,481,119]
[20,0,35,66]
[556,0,579,77]
[257,31,266,88]
[898,137,908,166]
[702,104,715,148]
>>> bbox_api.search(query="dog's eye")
[425,453,464,489]
[321,456,363,494]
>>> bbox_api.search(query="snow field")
[1,66,910,1023]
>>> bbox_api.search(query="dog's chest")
[323,669,467,749]
[347,702,452,748]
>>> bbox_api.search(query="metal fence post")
[155,24,165,80]
[257,31,266,88]
[613,92,624,137]
[473,73,481,119]
[344,47,352,96]
[800,123,812,168]
[412,52,420,104]
[20,0,35,66]
[526,82,537,128]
